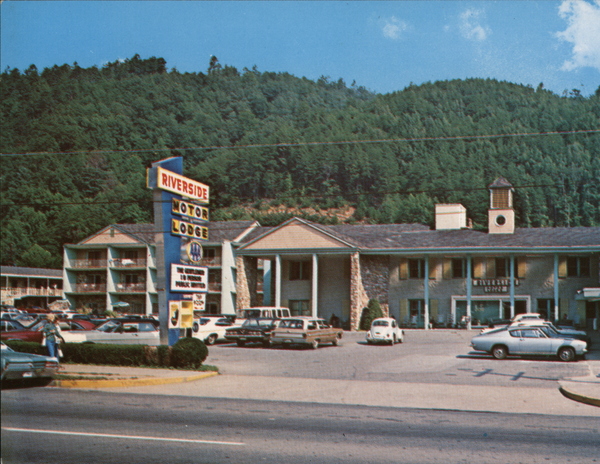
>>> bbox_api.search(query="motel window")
[567,257,590,277]
[289,261,311,281]
[408,259,425,279]
[495,258,509,278]
[452,259,467,278]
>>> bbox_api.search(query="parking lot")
[205,329,598,390]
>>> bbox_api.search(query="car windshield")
[96,320,120,332]
[372,320,389,327]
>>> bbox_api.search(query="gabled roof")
[488,177,513,189]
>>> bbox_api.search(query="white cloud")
[556,0,600,71]
[459,8,490,42]
[381,16,408,40]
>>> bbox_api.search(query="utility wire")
[1,129,599,158]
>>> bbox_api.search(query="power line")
[1,129,599,158]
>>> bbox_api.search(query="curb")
[51,371,219,389]
[558,385,600,408]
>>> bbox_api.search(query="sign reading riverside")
[157,167,209,203]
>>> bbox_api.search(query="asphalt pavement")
[52,330,600,414]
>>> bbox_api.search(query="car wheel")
[205,334,217,345]
[492,345,508,360]
[558,347,575,362]
[332,334,341,346]
[391,335,397,345]
[262,339,272,348]
[311,339,319,349]
[236,340,246,347]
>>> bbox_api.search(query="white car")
[79,318,160,345]
[366,318,404,345]
[191,317,240,345]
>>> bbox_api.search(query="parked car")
[239,307,290,320]
[366,318,404,345]
[1,342,59,385]
[470,326,587,362]
[225,318,280,347]
[78,318,160,345]
[270,317,343,349]
[192,317,239,345]
[1,319,96,343]
[510,321,591,347]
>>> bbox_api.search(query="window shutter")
[487,258,496,278]
[399,299,408,325]
[429,259,438,280]
[399,259,408,280]
[558,257,567,278]
[516,258,526,278]
[429,299,439,322]
[473,258,484,278]
[442,259,452,279]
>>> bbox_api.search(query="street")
[2,330,599,463]
[2,389,599,464]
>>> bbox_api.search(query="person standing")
[42,314,64,362]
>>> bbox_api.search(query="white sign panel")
[170,264,208,292]
[157,166,209,203]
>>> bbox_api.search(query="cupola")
[488,177,515,234]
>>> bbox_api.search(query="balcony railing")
[74,283,107,293]
[115,283,146,293]
[1,287,63,299]
[207,282,222,292]
[111,258,147,268]
[70,259,108,269]
[198,257,222,266]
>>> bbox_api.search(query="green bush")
[4,338,207,369]
[359,299,384,331]
[170,337,208,369]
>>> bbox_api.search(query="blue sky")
[1,1,599,96]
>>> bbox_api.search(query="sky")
[1,1,599,97]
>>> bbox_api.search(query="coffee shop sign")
[473,279,520,293]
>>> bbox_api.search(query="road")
[2,389,599,464]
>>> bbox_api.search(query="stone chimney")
[435,204,467,230]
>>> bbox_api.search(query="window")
[289,261,311,280]
[408,259,425,279]
[204,248,216,259]
[289,300,310,316]
[124,274,139,284]
[567,257,590,277]
[452,259,466,278]
[495,258,509,278]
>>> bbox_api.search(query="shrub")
[170,337,208,369]
[359,299,384,331]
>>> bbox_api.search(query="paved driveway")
[205,329,596,389]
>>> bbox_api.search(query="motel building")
[235,178,600,331]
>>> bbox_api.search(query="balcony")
[1,287,63,300]
[198,257,222,267]
[115,283,146,293]
[207,282,222,292]
[74,283,107,293]
[70,259,108,269]
[111,258,147,268]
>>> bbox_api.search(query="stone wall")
[235,256,258,312]
[359,255,390,318]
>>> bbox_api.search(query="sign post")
[147,157,210,345]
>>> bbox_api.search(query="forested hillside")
[1,55,599,268]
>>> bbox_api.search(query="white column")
[423,257,429,330]
[275,254,282,307]
[312,254,318,317]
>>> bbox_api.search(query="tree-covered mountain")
[1,55,599,268]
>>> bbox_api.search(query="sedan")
[79,318,160,345]
[225,318,279,347]
[470,326,587,362]
[271,317,343,349]
[1,342,59,385]
[1,319,96,343]
[366,318,404,345]
[191,317,239,345]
